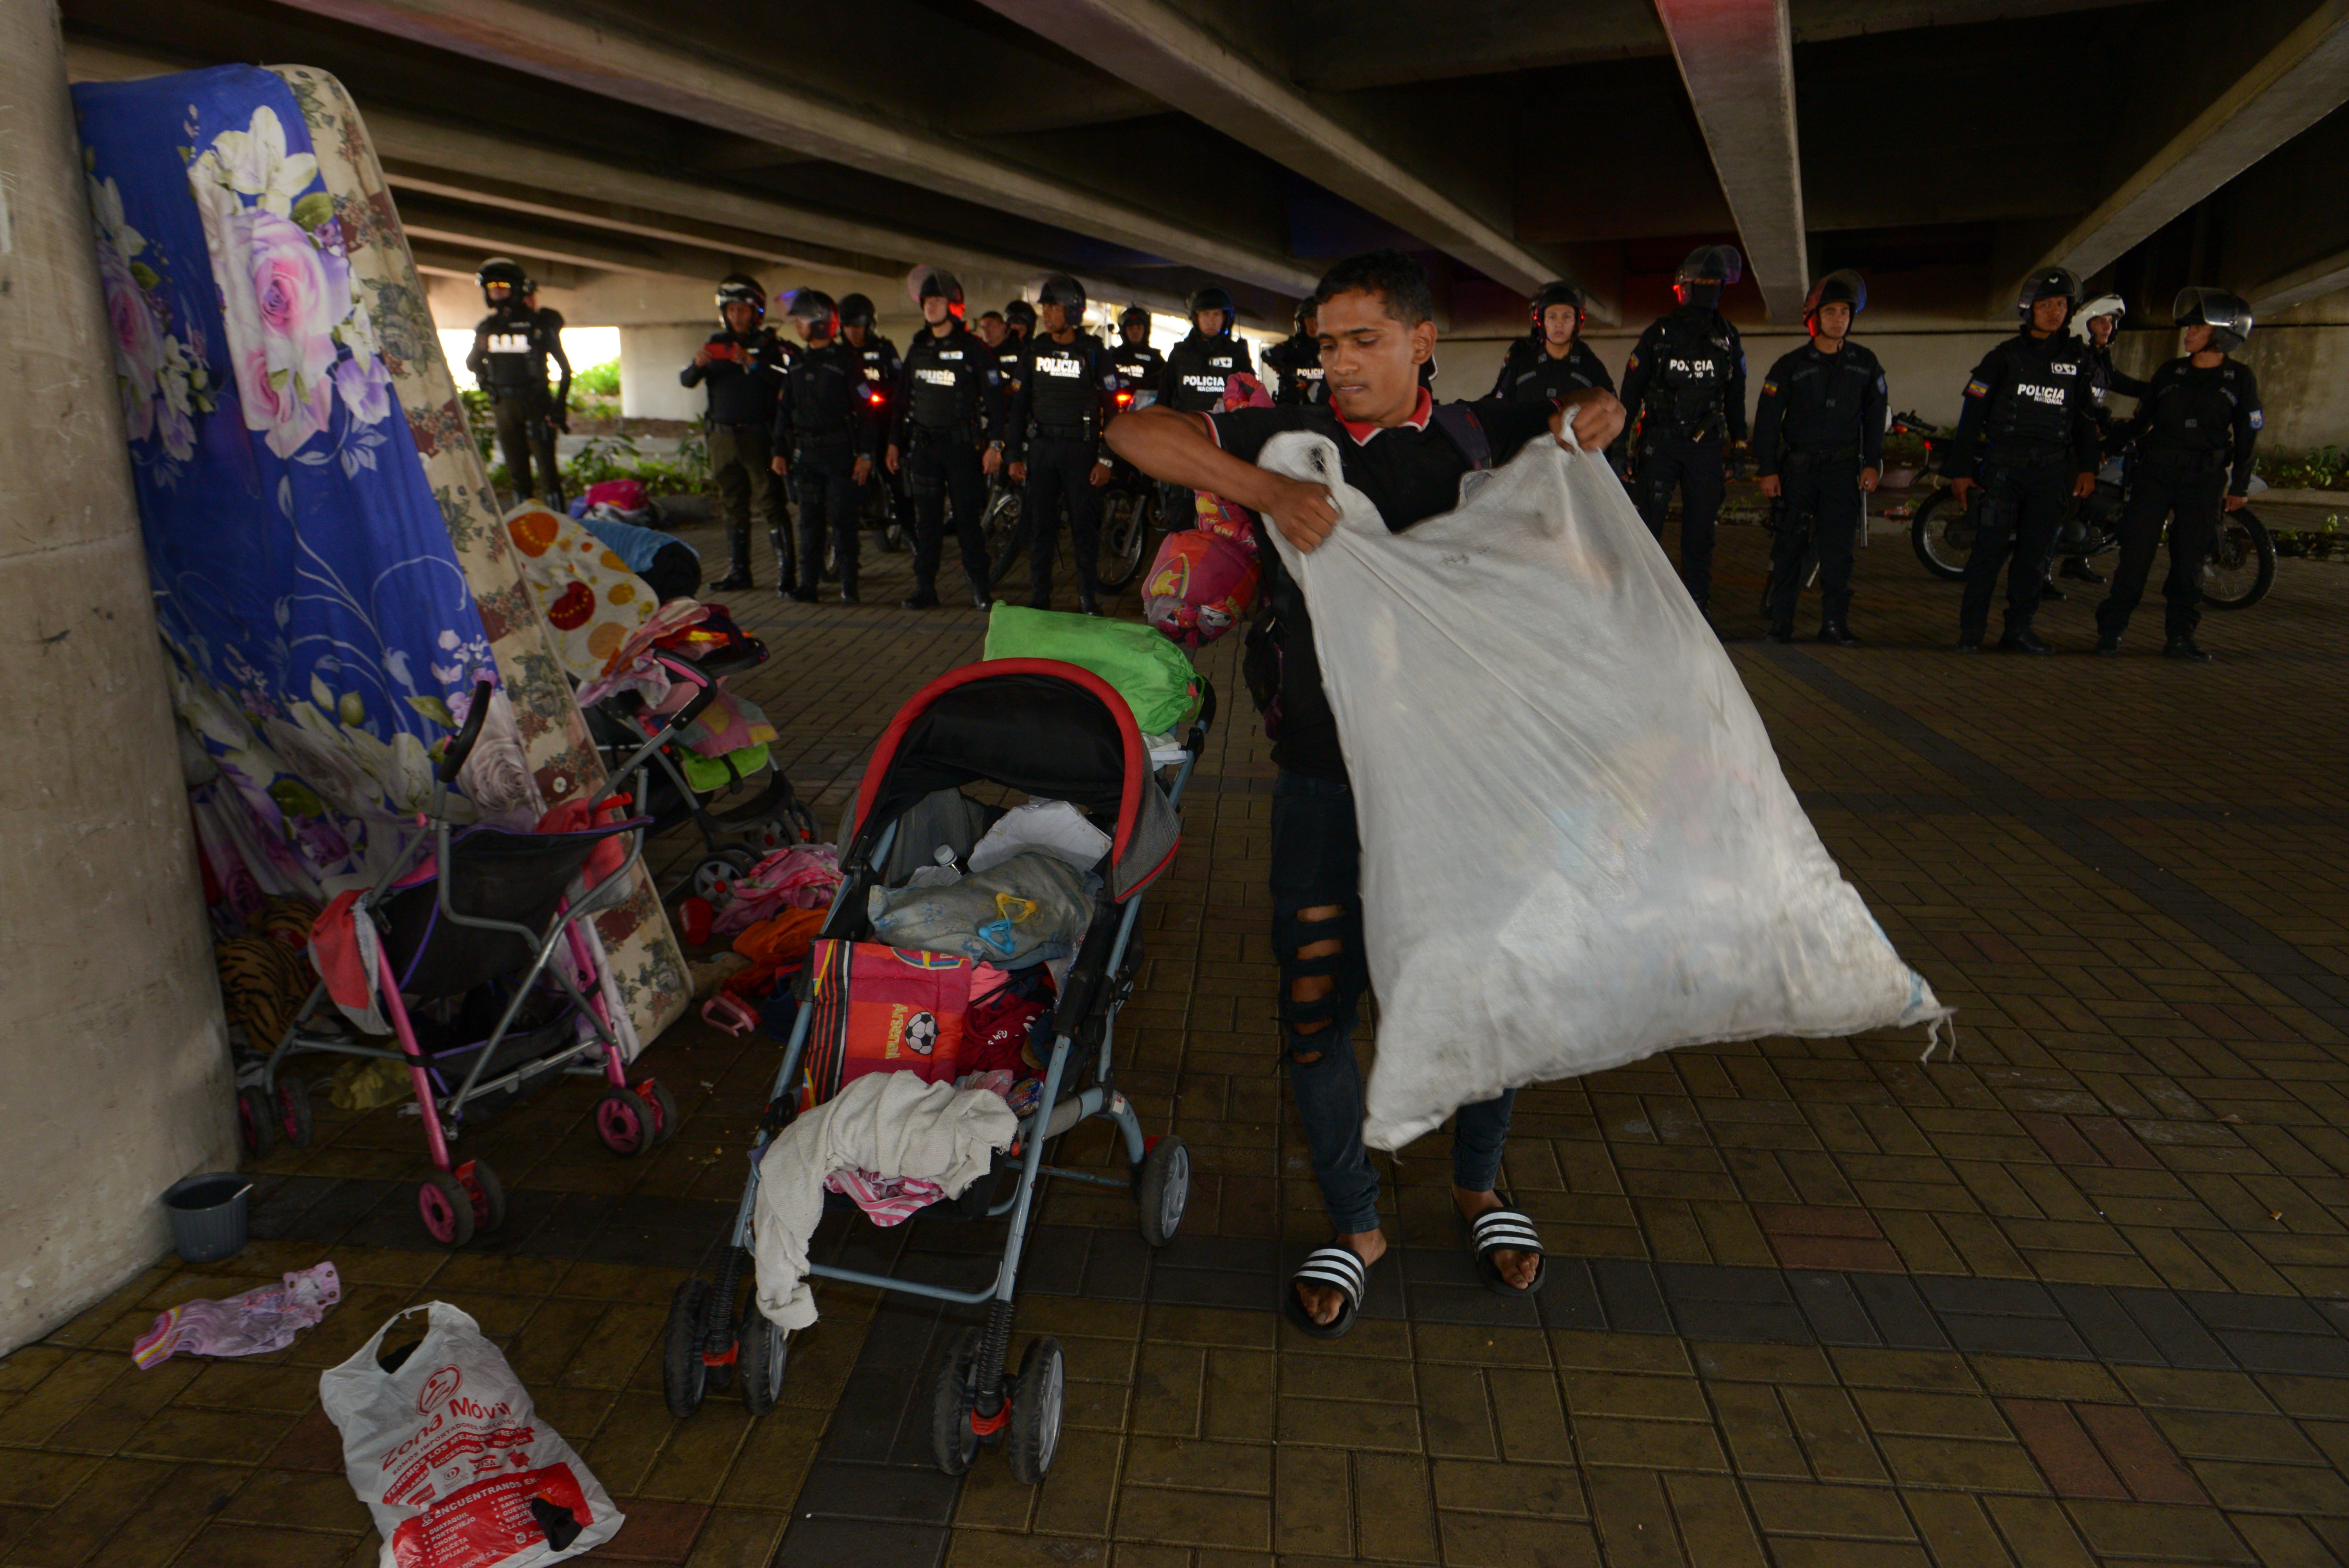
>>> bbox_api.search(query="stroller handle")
[437,679,497,784]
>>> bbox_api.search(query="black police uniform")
[1108,339,1166,403]
[1616,305,1747,611]
[984,331,1027,454]
[1006,329,1117,608]
[680,327,789,583]
[893,321,994,601]
[1488,336,1615,403]
[1752,339,1887,634]
[773,339,875,600]
[1265,331,1328,406]
[1939,333,2099,643]
[2094,356,2262,647]
[467,303,572,508]
[848,330,910,537]
[1160,327,1256,520]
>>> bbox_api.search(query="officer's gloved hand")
[1727,440,1752,481]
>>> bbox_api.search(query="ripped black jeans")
[1271,770,1515,1234]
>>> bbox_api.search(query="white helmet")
[2070,293,2125,342]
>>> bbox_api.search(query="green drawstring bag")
[982,604,1201,735]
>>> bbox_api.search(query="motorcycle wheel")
[1909,487,1975,581]
[2201,509,2276,610]
[1094,488,1154,592]
[983,487,1028,590]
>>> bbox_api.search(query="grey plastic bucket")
[162,1174,252,1264]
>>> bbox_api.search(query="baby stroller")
[580,635,822,902]
[261,681,696,1248]
[661,659,1214,1486]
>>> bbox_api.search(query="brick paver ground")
[5,488,2347,1568]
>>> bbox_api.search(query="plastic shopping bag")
[320,1301,622,1568]
[1256,428,1947,1150]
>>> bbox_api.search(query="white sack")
[1258,428,1946,1151]
[320,1301,622,1568]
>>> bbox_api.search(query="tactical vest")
[1027,334,1106,439]
[477,307,551,396]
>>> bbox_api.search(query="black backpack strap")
[1430,400,1493,471]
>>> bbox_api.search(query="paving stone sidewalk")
[4,499,2347,1567]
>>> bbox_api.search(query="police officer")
[984,300,1034,455]
[1159,286,1255,522]
[976,310,1009,350]
[465,257,572,510]
[1941,267,2100,653]
[1490,281,1614,404]
[1265,301,1328,406]
[2092,289,2261,662]
[2046,295,2157,589]
[769,289,875,604]
[680,274,789,592]
[840,292,910,542]
[996,273,1116,613]
[1617,246,1748,615]
[1753,270,1885,646]
[1108,305,1166,405]
[889,267,994,611]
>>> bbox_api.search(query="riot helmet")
[1672,245,1742,310]
[1004,299,1037,337]
[1187,285,1236,335]
[908,265,965,317]
[1292,299,1318,335]
[838,292,877,329]
[476,256,531,308]
[2174,287,2253,352]
[1037,273,1087,328]
[2069,293,2124,345]
[1119,304,1152,342]
[715,273,767,329]
[1531,280,1585,335]
[2016,266,2081,321]
[784,287,838,342]
[1801,269,1866,334]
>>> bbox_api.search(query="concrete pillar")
[620,324,712,422]
[0,0,235,1353]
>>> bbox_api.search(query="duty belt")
[1783,444,1862,467]
[1029,421,1094,442]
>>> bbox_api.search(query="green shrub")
[574,358,621,397]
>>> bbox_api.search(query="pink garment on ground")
[132,1262,342,1368]
[584,478,650,513]
[822,1168,945,1226]
[710,845,844,937]
[308,892,387,1033]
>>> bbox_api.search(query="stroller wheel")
[740,1302,789,1415]
[274,1076,314,1150]
[418,1170,476,1248]
[663,1279,710,1418]
[640,1079,682,1145]
[594,1087,656,1156]
[787,800,821,844]
[1007,1337,1066,1484]
[1134,1135,1190,1248]
[237,1087,276,1159]
[929,1327,983,1476]
[690,850,757,906]
[458,1158,506,1234]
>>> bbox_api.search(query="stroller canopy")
[850,659,1182,901]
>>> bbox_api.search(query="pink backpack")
[1144,527,1260,649]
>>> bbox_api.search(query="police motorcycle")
[1901,411,2276,610]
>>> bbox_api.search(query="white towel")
[752,1072,1018,1329]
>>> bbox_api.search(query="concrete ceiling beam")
[390,193,747,279]
[2247,249,2349,313]
[2035,0,2349,283]
[1650,0,1811,321]
[970,0,1588,311]
[261,0,1319,294]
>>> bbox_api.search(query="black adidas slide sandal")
[1463,1201,1547,1298]
[1283,1243,1369,1339]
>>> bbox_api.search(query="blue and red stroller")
[261,681,699,1247]
[660,659,1212,1486]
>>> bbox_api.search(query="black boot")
[2163,637,2212,663]
[1998,628,2054,655]
[839,584,860,605]
[970,579,994,611]
[786,587,819,604]
[1956,627,1985,653]
[2060,558,2105,583]
[709,566,753,592]
[2092,634,2121,656]
[1818,620,1862,647]
[1077,590,1102,617]
[1766,624,1796,644]
[2038,578,2067,602]
[901,585,940,610]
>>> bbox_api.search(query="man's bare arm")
[1106,406,1343,551]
